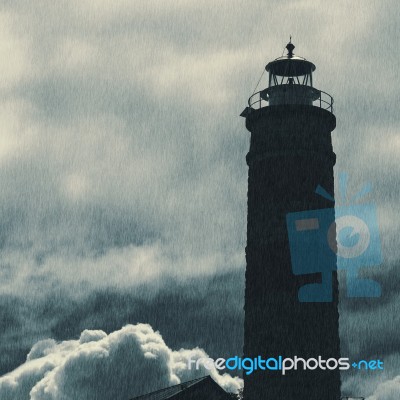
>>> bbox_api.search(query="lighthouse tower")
[242,41,341,400]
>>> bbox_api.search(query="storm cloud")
[0,0,398,399]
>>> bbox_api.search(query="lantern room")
[242,40,334,114]
[264,40,319,106]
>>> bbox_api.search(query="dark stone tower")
[242,41,341,399]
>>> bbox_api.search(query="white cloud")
[0,324,243,400]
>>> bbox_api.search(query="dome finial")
[286,37,295,58]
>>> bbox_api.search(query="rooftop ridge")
[129,376,211,400]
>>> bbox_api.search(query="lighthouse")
[241,41,341,400]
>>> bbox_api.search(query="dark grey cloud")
[0,1,398,398]
[0,270,245,376]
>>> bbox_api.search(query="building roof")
[129,376,232,400]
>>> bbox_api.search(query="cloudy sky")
[0,0,398,399]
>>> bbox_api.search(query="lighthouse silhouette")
[241,40,341,400]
